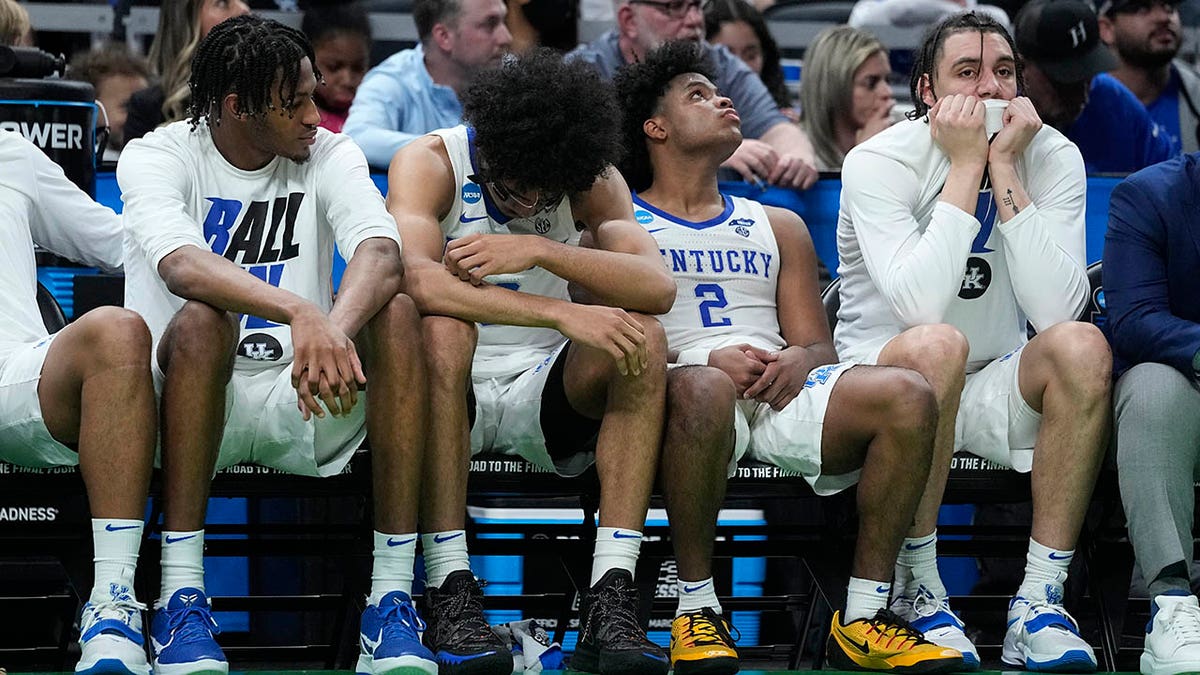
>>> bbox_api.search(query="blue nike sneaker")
[149,588,228,675]
[76,583,151,675]
[420,571,513,675]
[355,591,437,675]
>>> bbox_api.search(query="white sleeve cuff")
[675,348,711,366]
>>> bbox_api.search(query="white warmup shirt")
[632,193,785,354]
[0,130,122,360]
[119,121,400,372]
[430,125,581,379]
[835,118,1089,371]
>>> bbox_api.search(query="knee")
[371,292,421,341]
[874,367,939,461]
[666,366,736,460]
[422,314,477,382]
[78,307,152,369]
[629,312,668,363]
[165,301,238,361]
[1116,362,1196,429]
[890,324,969,383]
[1038,321,1112,399]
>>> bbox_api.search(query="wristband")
[676,348,711,366]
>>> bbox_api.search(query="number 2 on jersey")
[695,283,732,327]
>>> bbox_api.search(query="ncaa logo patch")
[958,256,992,300]
[634,210,654,225]
[238,333,283,361]
[462,183,482,204]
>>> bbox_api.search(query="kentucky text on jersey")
[659,247,774,278]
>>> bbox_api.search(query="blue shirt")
[567,32,787,140]
[1067,74,1172,174]
[343,44,464,169]
[1147,67,1184,156]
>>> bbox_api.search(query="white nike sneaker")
[1142,593,1200,675]
[890,584,980,670]
[1002,595,1097,672]
[76,584,151,675]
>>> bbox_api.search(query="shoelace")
[680,608,739,647]
[1011,599,1080,636]
[85,598,147,629]
[377,600,428,642]
[864,609,929,649]
[430,578,497,646]
[164,602,221,644]
[1163,601,1200,645]
[591,577,650,647]
[910,587,960,626]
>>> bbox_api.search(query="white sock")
[90,518,142,605]
[591,527,641,586]
[421,530,470,589]
[845,577,891,622]
[677,577,721,616]
[159,529,205,606]
[369,531,417,604]
[895,530,946,599]
[1016,538,1071,603]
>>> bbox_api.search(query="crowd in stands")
[8,1,1200,674]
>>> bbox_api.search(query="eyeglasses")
[629,0,702,19]
[470,174,564,214]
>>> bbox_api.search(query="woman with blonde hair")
[799,25,895,170]
[124,0,249,142]
[0,0,33,46]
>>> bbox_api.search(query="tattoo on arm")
[1002,188,1019,214]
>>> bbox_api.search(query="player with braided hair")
[119,15,434,675]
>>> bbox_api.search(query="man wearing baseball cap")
[1015,0,1171,171]
[1099,0,1199,154]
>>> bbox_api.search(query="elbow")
[645,271,676,315]
[158,252,202,300]
[399,259,442,314]
[361,239,404,295]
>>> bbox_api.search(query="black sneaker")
[420,570,512,675]
[571,568,670,675]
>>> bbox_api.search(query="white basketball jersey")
[431,126,580,378]
[634,193,785,353]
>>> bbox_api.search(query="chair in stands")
[763,0,856,23]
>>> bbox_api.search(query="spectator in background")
[1100,0,1200,155]
[705,0,796,119]
[506,0,579,53]
[849,0,1009,28]
[68,44,152,159]
[1016,0,1171,173]
[343,0,511,169]
[302,1,371,133]
[124,0,251,143]
[799,25,894,170]
[0,0,31,46]
[570,0,819,189]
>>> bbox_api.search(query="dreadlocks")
[188,14,322,128]
[907,11,1025,120]
[613,41,717,193]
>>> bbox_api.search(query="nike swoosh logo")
[105,524,140,532]
[904,540,934,550]
[434,532,464,543]
[164,534,197,544]
[646,227,667,233]
[612,531,641,539]
[387,537,416,547]
[1048,552,1072,560]
[361,631,382,652]
[459,214,488,223]
[845,633,872,655]
[683,581,711,593]
[876,585,890,594]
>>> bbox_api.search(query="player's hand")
[707,344,776,397]
[721,138,779,186]
[743,346,821,411]
[555,305,648,377]
[767,152,819,190]
[989,96,1042,166]
[929,94,988,168]
[443,233,544,285]
[289,307,365,421]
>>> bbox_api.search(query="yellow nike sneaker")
[827,609,965,673]
[669,608,740,675]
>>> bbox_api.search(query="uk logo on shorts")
[803,364,840,389]
[634,210,654,225]
[238,333,283,361]
[462,183,483,204]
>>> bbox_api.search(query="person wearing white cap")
[1015,0,1171,172]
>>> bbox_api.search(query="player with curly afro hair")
[386,47,679,675]
[462,47,625,198]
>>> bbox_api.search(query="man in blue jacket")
[1106,154,1200,675]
